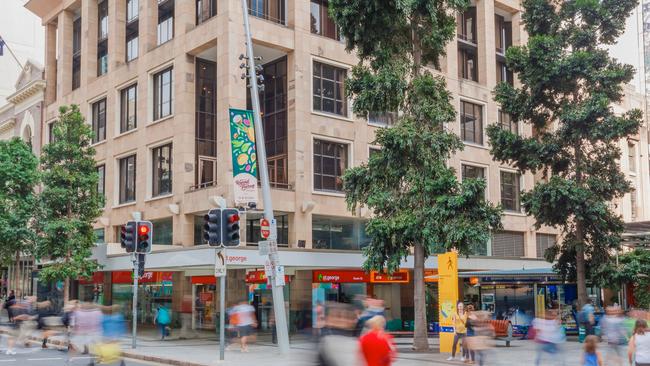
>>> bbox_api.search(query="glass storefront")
[480,284,535,328]
[194,284,216,329]
[111,272,173,325]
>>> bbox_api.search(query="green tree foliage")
[330,0,502,350]
[593,249,650,309]
[36,105,102,301]
[487,0,641,306]
[0,138,39,281]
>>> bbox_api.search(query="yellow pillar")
[438,252,459,353]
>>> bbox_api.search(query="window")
[152,143,172,197]
[461,164,485,180]
[94,228,105,244]
[369,147,381,160]
[98,0,109,40]
[457,7,476,43]
[460,101,483,144]
[197,0,217,24]
[631,187,637,220]
[97,42,108,76]
[127,0,139,22]
[368,111,398,127]
[152,217,173,245]
[72,17,81,90]
[629,143,636,173]
[126,28,139,61]
[313,139,348,192]
[193,215,208,245]
[310,0,340,40]
[248,0,284,24]
[92,98,107,144]
[500,171,521,212]
[119,155,136,204]
[195,59,217,188]
[492,231,525,257]
[498,110,517,134]
[48,122,56,143]
[312,216,370,250]
[313,61,347,116]
[246,214,289,245]
[97,165,105,206]
[495,14,512,55]
[120,84,137,133]
[157,0,174,45]
[153,67,173,120]
[497,60,514,86]
[458,47,478,82]
[536,234,556,259]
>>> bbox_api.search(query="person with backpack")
[154,305,171,340]
[579,300,596,336]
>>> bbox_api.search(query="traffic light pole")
[240,0,290,354]
[132,253,139,349]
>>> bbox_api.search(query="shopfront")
[78,272,104,304]
[246,270,290,333]
[191,276,217,330]
[111,271,173,325]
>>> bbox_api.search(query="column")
[56,10,74,98]
[140,0,158,55]
[174,214,195,247]
[109,0,127,69]
[175,0,196,37]
[477,0,495,87]
[44,22,58,105]
[81,0,99,85]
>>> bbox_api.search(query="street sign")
[258,240,270,256]
[274,266,286,287]
[260,218,270,239]
[215,250,227,277]
[268,240,278,255]
[269,218,278,240]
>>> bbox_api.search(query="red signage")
[245,270,290,284]
[312,270,369,283]
[79,272,104,285]
[260,218,270,239]
[112,271,173,284]
[370,270,410,283]
[199,292,213,302]
[424,269,438,283]
[191,276,216,285]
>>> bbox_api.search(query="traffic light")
[121,221,137,253]
[137,253,146,278]
[203,208,222,246]
[136,221,153,253]
[222,208,241,247]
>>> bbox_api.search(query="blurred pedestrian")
[230,300,257,352]
[72,302,103,354]
[154,304,171,341]
[355,297,385,336]
[359,315,395,366]
[464,304,476,364]
[601,305,627,366]
[4,290,15,322]
[583,335,603,366]
[317,302,361,366]
[466,311,495,366]
[447,301,468,362]
[628,319,650,366]
[579,300,596,336]
[533,309,565,366]
[95,305,126,366]
[314,301,325,339]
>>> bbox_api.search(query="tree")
[329,0,502,350]
[0,138,39,294]
[488,0,641,307]
[36,105,102,302]
[593,249,650,309]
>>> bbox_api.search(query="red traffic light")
[138,225,150,235]
[227,213,240,223]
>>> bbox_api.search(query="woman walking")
[447,301,468,362]
[628,319,650,366]
[359,316,395,366]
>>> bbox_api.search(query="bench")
[489,319,513,347]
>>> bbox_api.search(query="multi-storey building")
[26,0,648,333]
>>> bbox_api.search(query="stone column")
[477,0,495,87]
[44,22,58,105]
[56,10,74,98]
[174,213,195,247]
[140,0,158,55]
[81,0,98,85]
[109,0,127,69]
[175,0,196,37]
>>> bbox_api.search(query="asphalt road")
[0,347,160,366]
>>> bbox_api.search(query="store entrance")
[252,288,274,332]
[194,284,216,330]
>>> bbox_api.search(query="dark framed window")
[313,61,347,116]
[248,0,285,25]
[72,17,81,90]
[629,143,637,172]
[153,67,173,120]
[246,214,289,245]
[98,0,109,40]
[460,101,483,144]
[97,41,108,76]
[313,139,348,192]
[497,60,514,86]
[127,0,139,22]
[195,59,217,188]
[368,111,398,127]
[152,217,173,245]
[458,47,478,81]
[152,143,172,197]
[461,164,485,180]
[312,216,370,250]
[197,0,217,24]
[92,98,107,144]
[495,14,512,55]
[120,84,137,133]
[492,231,525,257]
[97,165,105,206]
[500,171,520,211]
[498,110,517,134]
[310,0,340,40]
[157,0,174,45]
[94,228,106,244]
[126,27,139,61]
[119,155,137,204]
[536,233,556,259]
[457,7,476,43]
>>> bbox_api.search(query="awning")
[424,267,559,281]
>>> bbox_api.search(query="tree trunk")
[13,252,21,297]
[63,277,70,302]
[412,242,429,351]
[575,223,588,308]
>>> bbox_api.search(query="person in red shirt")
[359,315,396,366]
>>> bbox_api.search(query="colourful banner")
[438,252,459,353]
[229,109,258,204]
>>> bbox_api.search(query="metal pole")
[219,274,226,360]
[240,0,290,354]
[132,254,139,349]
[616,252,622,306]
